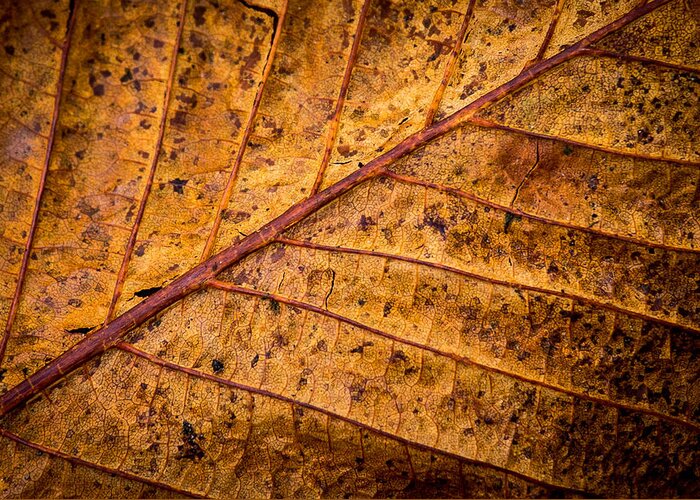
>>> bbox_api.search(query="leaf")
[0,0,698,497]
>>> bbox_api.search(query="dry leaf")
[0,0,698,497]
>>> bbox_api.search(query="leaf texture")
[0,0,698,497]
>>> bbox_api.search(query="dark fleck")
[383,302,393,317]
[120,68,133,82]
[134,286,162,297]
[267,297,280,314]
[169,178,188,194]
[504,212,521,233]
[588,175,599,191]
[65,326,95,335]
[193,6,207,26]
[212,359,224,374]
[176,421,205,460]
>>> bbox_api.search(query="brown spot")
[193,5,207,26]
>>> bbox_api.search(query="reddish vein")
[579,47,700,74]
[383,169,699,253]
[0,0,674,418]
[0,428,205,498]
[117,343,594,497]
[310,0,372,195]
[424,0,476,126]
[530,0,566,66]
[0,1,78,367]
[468,117,700,167]
[199,1,288,261]
[208,278,698,431]
[104,0,189,322]
[275,236,700,335]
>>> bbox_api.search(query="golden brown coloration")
[0,0,698,497]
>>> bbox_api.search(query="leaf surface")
[0,0,698,497]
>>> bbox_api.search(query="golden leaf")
[0,0,698,497]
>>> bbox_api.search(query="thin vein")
[531,0,566,65]
[0,1,78,367]
[104,0,189,322]
[208,278,699,431]
[0,428,206,498]
[117,343,596,497]
[0,0,674,418]
[275,236,700,335]
[199,1,288,260]
[580,47,700,73]
[310,0,372,195]
[423,0,476,126]
[468,116,700,167]
[384,170,699,253]
[510,141,540,207]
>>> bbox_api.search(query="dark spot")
[563,145,574,156]
[134,286,162,298]
[588,175,599,191]
[4,45,15,56]
[637,128,653,144]
[65,326,95,335]
[176,421,205,460]
[171,110,187,127]
[423,206,447,238]
[358,214,375,231]
[40,9,56,18]
[169,178,188,194]
[266,297,280,314]
[144,17,155,28]
[350,341,373,354]
[212,359,224,374]
[559,309,584,321]
[153,39,164,48]
[251,353,260,367]
[540,331,562,356]
[92,84,105,96]
[193,6,207,26]
[504,212,521,233]
[383,302,393,317]
[390,350,408,362]
[120,68,133,83]
[139,119,151,129]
